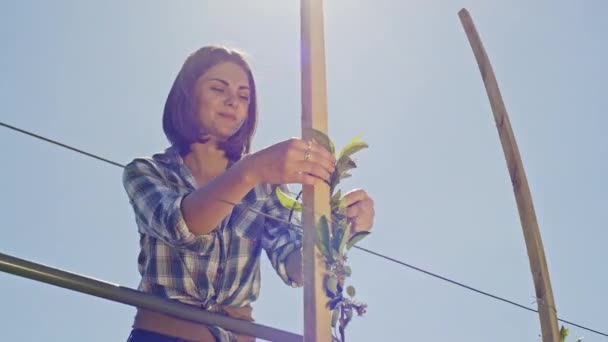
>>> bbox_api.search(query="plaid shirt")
[122,146,302,341]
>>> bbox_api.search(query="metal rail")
[0,252,302,342]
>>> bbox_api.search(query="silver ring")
[304,150,311,161]
[304,140,313,161]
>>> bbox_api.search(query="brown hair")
[162,46,258,161]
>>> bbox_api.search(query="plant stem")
[340,308,346,342]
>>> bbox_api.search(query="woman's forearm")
[181,155,258,236]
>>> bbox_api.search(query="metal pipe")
[0,252,302,342]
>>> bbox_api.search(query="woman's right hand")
[244,138,336,186]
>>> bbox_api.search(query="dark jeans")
[127,328,191,342]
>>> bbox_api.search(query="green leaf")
[333,212,347,224]
[339,225,351,254]
[336,156,357,175]
[312,129,335,155]
[346,231,371,250]
[275,187,302,212]
[339,172,352,181]
[315,234,329,260]
[353,134,363,143]
[345,308,353,322]
[331,308,340,328]
[331,156,357,192]
[329,177,339,194]
[330,190,342,210]
[338,140,368,160]
[325,274,339,297]
[329,170,340,192]
[346,285,356,297]
[331,227,345,256]
[343,265,352,277]
[316,216,333,261]
[560,325,569,342]
[316,225,329,259]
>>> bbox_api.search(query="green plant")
[537,325,583,342]
[559,325,583,342]
[275,129,370,342]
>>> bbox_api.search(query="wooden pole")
[458,9,560,342]
[301,0,332,341]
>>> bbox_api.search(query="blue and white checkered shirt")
[122,146,302,340]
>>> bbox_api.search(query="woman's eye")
[240,95,250,101]
[211,87,224,92]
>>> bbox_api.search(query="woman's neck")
[183,142,229,185]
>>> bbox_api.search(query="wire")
[353,246,606,336]
[1,122,126,168]
[2,121,606,338]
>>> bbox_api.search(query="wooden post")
[301,0,332,341]
[458,9,560,342]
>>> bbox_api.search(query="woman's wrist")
[236,154,260,188]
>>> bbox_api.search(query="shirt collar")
[153,145,183,166]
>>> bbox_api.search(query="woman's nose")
[224,91,238,107]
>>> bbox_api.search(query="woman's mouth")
[218,112,237,121]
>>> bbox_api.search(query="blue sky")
[1,1,606,341]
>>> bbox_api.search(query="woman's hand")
[245,138,336,186]
[342,189,375,233]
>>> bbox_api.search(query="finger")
[304,149,336,174]
[346,204,361,218]
[310,140,337,164]
[350,215,373,233]
[294,139,336,165]
[346,198,374,218]
[342,189,370,207]
[347,203,374,229]
[295,160,332,182]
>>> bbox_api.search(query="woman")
[123,46,375,342]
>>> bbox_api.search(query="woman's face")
[194,61,251,142]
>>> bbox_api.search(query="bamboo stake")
[458,9,560,342]
[301,0,332,341]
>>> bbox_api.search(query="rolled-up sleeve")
[261,185,303,287]
[122,158,216,253]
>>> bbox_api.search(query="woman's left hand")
[342,189,375,233]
